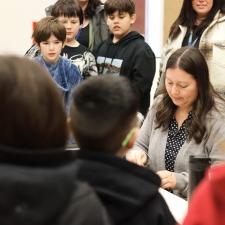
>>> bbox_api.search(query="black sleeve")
[130,194,176,225]
[130,44,156,116]
[58,182,112,225]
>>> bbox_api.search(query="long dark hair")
[156,47,219,144]
[83,0,102,19]
[169,0,225,40]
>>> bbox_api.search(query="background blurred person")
[0,55,111,225]
[157,0,225,96]
[69,75,176,225]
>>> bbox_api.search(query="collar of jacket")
[77,148,161,186]
[0,146,78,225]
[178,10,225,35]
[76,148,162,224]
[0,144,77,167]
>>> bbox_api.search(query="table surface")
[159,188,188,224]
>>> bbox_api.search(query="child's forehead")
[57,15,80,20]
[108,10,129,16]
[44,34,61,41]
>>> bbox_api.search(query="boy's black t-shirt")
[94,31,156,115]
[61,44,97,79]
[61,44,88,59]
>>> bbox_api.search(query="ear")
[127,127,139,149]
[130,13,136,25]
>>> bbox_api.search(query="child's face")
[107,11,136,42]
[39,34,63,64]
[58,16,80,43]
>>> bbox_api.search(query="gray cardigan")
[134,96,225,198]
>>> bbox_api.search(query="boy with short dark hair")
[94,0,156,116]
[69,75,175,225]
[33,16,81,111]
[52,0,98,78]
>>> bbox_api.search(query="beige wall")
[0,0,56,55]
[163,0,183,44]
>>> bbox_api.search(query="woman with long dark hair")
[157,0,225,95]
[127,47,225,199]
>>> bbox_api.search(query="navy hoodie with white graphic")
[94,31,156,115]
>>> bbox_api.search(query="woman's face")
[165,68,198,111]
[192,0,214,18]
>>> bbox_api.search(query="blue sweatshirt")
[35,56,82,112]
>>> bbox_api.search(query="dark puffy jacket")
[73,149,176,225]
[0,146,111,225]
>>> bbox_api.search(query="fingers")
[160,175,172,189]
[157,170,176,189]
[136,151,147,166]
[126,150,147,167]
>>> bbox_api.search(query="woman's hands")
[126,151,176,190]
[157,170,176,189]
[126,149,147,167]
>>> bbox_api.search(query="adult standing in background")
[77,0,109,50]
[157,0,225,95]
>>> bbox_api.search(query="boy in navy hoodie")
[94,0,156,116]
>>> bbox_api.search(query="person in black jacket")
[69,75,176,225]
[94,0,156,116]
[0,55,111,225]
